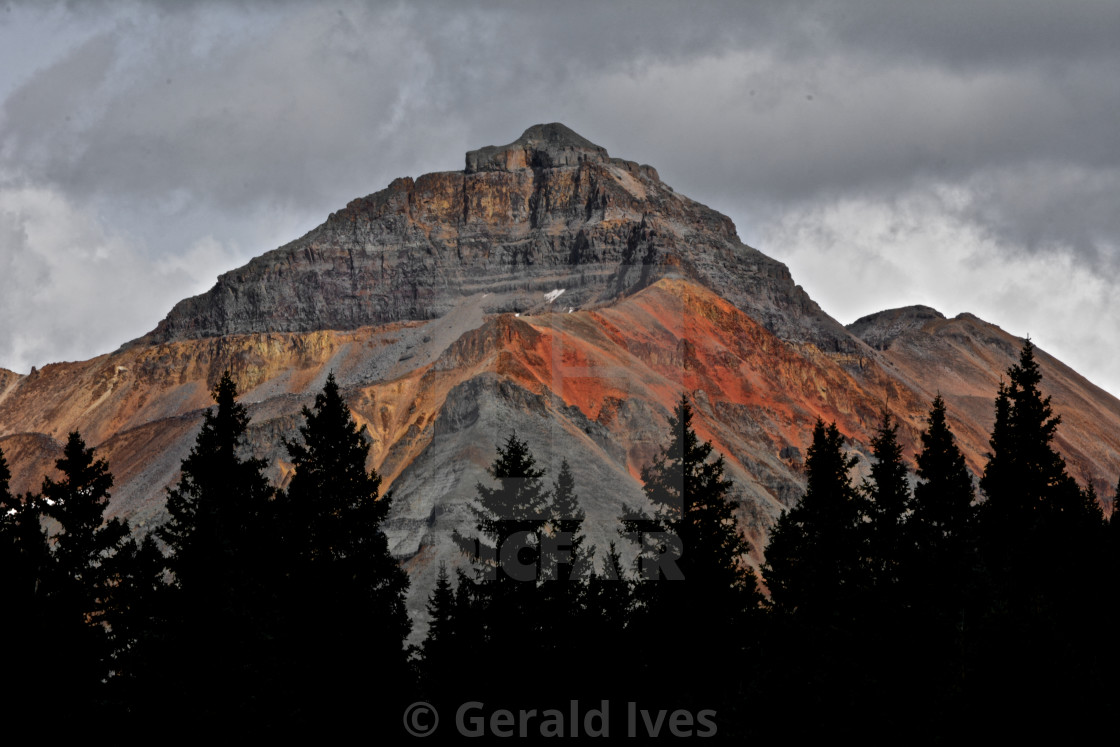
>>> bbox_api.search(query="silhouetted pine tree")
[536,458,595,703]
[763,418,867,619]
[911,394,976,560]
[906,394,977,717]
[0,447,51,718]
[622,395,762,727]
[855,410,919,728]
[543,458,592,585]
[760,418,867,738]
[974,339,1106,730]
[278,372,412,727]
[458,432,551,705]
[38,431,130,718]
[420,562,460,708]
[862,410,910,593]
[157,371,277,727]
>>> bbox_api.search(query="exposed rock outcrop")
[136,124,855,353]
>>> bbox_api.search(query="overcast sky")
[2,1,1119,395]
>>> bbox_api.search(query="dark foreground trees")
[6,339,1119,737]
[430,397,763,734]
[141,371,412,730]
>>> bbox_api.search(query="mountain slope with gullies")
[2,124,1119,626]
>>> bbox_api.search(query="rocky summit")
[137,123,851,352]
[3,124,1120,630]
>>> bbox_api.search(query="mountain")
[2,124,1118,626]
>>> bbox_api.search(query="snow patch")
[543,288,566,303]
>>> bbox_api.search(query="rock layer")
[137,124,853,353]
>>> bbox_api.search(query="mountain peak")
[137,123,855,353]
[847,305,945,350]
[465,122,609,173]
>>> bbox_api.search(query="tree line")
[1,339,1118,737]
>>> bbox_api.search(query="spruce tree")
[974,339,1106,728]
[42,432,131,603]
[279,372,412,724]
[585,540,633,700]
[0,447,52,718]
[458,432,551,705]
[420,562,459,706]
[0,445,43,609]
[980,339,1099,534]
[543,458,592,584]
[861,409,910,594]
[763,418,866,618]
[908,393,978,623]
[160,371,274,588]
[760,419,888,738]
[38,432,131,718]
[466,432,550,575]
[157,371,277,725]
[622,395,762,723]
[624,396,761,609]
[911,394,975,553]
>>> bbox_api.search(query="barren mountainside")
[2,124,1118,626]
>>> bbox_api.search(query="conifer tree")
[584,540,633,700]
[544,458,592,584]
[0,447,52,717]
[624,396,761,611]
[100,531,173,713]
[420,562,459,704]
[908,393,978,627]
[42,432,131,604]
[911,394,975,554]
[974,339,1106,726]
[423,562,457,662]
[160,371,274,587]
[980,339,1099,534]
[622,395,762,722]
[0,445,44,607]
[279,372,412,723]
[458,432,552,705]
[466,432,550,576]
[38,432,130,717]
[763,418,866,618]
[156,371,277,724]
[861,410,910,593]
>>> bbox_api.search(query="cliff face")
[3,124,1119,628]
[138,123,852,353]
